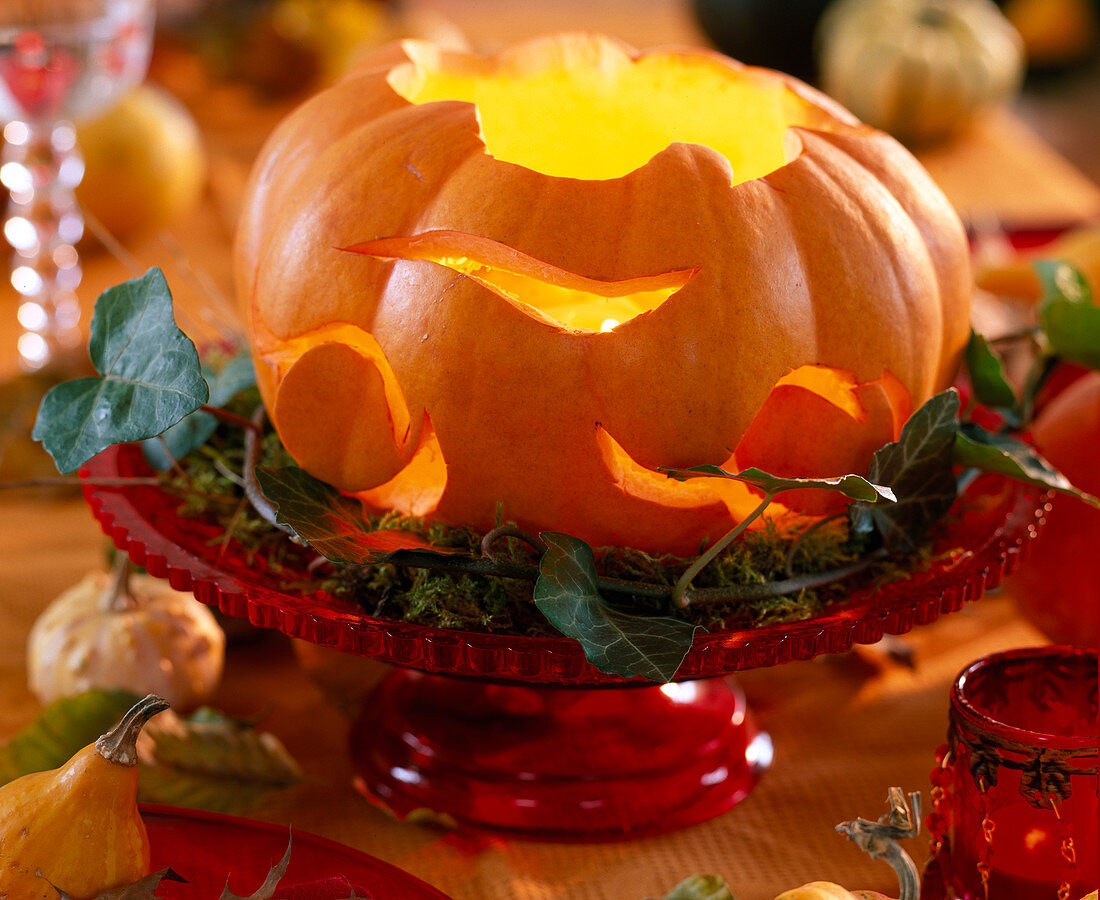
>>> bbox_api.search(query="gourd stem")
[100,552,137,612]
[672,493,775,608]
[94,694,170,767]
[835,788,922,900]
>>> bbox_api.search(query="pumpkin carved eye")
[347,230,698,333]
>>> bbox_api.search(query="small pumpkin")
[236,32,971,554]
[816,0,1026,147]
[27,558,225,711]
[0,694,168,899]
[1007,371,1100,647]
[775,884,891,899]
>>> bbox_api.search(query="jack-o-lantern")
[235,33,971,554]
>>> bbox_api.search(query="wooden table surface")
[0,2,1094,898]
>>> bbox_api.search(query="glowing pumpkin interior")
[388,40,821,183]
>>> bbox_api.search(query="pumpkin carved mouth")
[387,35,826,183]
[347,230,697,332]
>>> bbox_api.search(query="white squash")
[816,0,1026,146]
[27,561,225,711]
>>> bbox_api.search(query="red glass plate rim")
[139,803,453,899]
[82,444,1046,685]
[950,645,1100,752]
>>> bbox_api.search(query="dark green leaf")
[964,329,1018,410]
[660,465,894,503]
[955,423,1098,505]
[533,533,698,683]
[33,269,209,473]
[0,690,139,785]
[254,465,457,564]
[1040,297,1100,371]
[1035,261,1100,370]
[1035,259,1092,306]
[142,351,255,470]
[852,390,960,553]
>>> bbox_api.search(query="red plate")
[143,804,453,899]
[83,445,1046,685]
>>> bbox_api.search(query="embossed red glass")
[924,646,1099,900]
[83,445,1047,840]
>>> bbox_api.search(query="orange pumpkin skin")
[235,33,971,554]
[1009,371,1100,647]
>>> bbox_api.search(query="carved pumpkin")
[235,33,971,554]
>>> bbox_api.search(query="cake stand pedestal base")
[349,669,772,841]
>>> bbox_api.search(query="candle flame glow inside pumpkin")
[388,40,820,183]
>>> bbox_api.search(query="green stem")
[0,476,161,490]
[672,492,775,608]
[684,549,887,606]
[784,512,845,578]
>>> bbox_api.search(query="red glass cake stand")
[83,445,1046,842]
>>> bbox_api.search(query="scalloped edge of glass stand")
[82,444,1047,685]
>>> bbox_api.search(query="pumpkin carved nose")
[346,230,698,333]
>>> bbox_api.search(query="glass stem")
[1,116,85,371]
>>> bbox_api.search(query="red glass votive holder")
[925,646,1098,900]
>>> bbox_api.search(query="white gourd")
[27,562,225,711]
[817,0,1026,146]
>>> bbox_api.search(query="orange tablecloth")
[0,2,1093,897]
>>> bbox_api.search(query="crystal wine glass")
[0,0,154,372]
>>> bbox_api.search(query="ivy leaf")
[851,390,960,553]
[657,874,743,900]
[964,329,1018,411]
[955,422,1098,505]
[661,464,894,503]
[32,269,209,474]
[255,465,459,564]
[219,838,291,900]
[142,351,255,470]
[69,869,188,900]
[1036,261,1100,370]
[533,533,698,683]
[0,690,138,785]
[136,708,303,815]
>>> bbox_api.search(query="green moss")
[163,419,894,637]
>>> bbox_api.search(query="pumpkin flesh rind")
[236,34,970,554]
